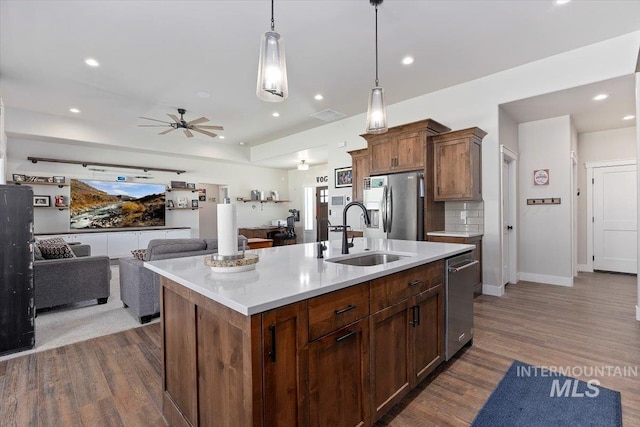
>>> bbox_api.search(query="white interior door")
[593,164,637,273]
[502,159,511,284]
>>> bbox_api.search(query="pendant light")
[297,160,309,171]
[365,0,388,134]
[256,0,288,102]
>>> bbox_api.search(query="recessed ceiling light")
[195,90,211,98]
[239,141,246,146]
[314,94,324,101]
[593,94,609,101]
[554,0,571,5]
[84,58,100,67]
[401,56,414,65]
[272,112,280,117]
[623,115,635,120]
[218,135,225,139]
[69,108,81,113]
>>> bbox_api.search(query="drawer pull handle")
[408,279,423,287]
[335,304,356,316]
[336,331,356,343]
[268,325,276,362]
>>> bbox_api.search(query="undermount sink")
[325,251,412,267]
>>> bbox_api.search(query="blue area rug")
[472,360,622,427]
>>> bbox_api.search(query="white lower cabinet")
[138,230,167,249]
[165,229,191,239]
[107,232,139,259]
[72,233,109,256]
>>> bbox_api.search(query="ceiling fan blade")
[184,129,194,138]
[167,114,181,124]
[159,128,176,135]
[191,128,218,139]
[187,117,209,125]
[138,124,171,127]
[139,116,172,124]
[195,125,224,130]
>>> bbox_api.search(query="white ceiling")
[1,1,639,169]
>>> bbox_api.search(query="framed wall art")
[335,167,353,188]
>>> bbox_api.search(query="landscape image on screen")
[70,179,166,229]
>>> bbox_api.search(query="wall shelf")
[9,181,68,188]
[167,188,197,193]
[166,207,200,211]
[238,198,289,204]
[34,206,69,210]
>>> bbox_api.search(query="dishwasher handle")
[448,260,479,273]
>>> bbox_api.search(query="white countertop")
[427,231,484,238]
[144,238,474,316]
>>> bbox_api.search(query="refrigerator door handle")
[387,185,393,233]
[381,185,388,233]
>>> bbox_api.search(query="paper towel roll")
[217,203,238,256]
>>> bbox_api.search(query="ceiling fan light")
[366,87,388,134]
[298,160,309,171]
[257,31,288,102]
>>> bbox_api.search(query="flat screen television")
[70,179,166,229]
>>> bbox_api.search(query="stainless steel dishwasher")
[445,252,478,361]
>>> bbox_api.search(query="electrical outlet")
[460,211,467,220]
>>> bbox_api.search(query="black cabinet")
[1,185,35,356]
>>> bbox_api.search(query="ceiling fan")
[138,108,224,139]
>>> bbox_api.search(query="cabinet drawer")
[370,261,443,312]
[308,284,369,341]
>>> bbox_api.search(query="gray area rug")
[0,266,158,362]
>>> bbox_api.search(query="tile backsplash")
[444,201,484,233]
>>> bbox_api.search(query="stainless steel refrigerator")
[363,171,424,240]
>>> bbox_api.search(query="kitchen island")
[145,238,473,427]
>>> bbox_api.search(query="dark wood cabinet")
[428,234,483,296]
[308,320,370,427]
[433,127,487,201]
[369,261,444,423]
[348,148,369,201]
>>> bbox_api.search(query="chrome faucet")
[341,201,371,254]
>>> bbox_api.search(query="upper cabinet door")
[369,136,396,175]
[433,127,486,201]
[395,131,425,172]
[349,148,369,202]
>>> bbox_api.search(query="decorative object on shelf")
[53,176,65,184]
[27,176,54,183]
[251,190,260,200]
[186,182,196,189]
[365,0,388,134]
[33,195,50,207]
[198,188,206,201]
[533,169,550,186]
[12,174,26,182]
[335,166,353,188]
[297,160,309,170]
[27,156,186,174]
[171,180,187,189]
[256,0,288,102]
[167,200,175,208]
[138,108,224,139]
[177,197,188,208]
[54,195,66,207]
[271,190,279,200]
[191,200,199,208]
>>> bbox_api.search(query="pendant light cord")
[374,4,379,86]
[271,0,275,31]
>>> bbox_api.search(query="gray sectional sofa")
[119,236,247,323]
[35,244,111,311]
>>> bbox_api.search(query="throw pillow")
[39,242,77,259]
[37,237,67,247]
[33,244,44,261]
[131,249,147,261]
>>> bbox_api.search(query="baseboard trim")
[482,283,504,297]
[577,264,593,273]
[636,305,640,322]
[518,272,573,287]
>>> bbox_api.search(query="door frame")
[571,151,578,277]
[500,145,518,287]
[585,159,636,273]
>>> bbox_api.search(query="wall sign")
[533,169,549,186]
[316,175,329,183]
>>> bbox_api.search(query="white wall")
[518,116,573,285]
[6,137,291,232]
[287,164,329,243]
[577,127,637,266]
[251,31,640,292]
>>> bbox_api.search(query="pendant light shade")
[257,0,288,102]
[297,160,309,171]
[365,0,388,134]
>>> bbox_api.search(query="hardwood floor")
[1,272,639,426]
